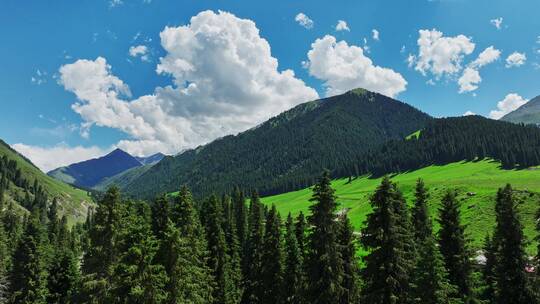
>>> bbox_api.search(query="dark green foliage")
[158,186,214,303]
[360,177,413,304]
[10,211,49,304]
[412,237,457,304]
[492,185,534,303]
[305,171,344,304]
[0,217,10,303]
[111,201,167,303]
[260,205,283,304]
[337,214,359,304]
[480,235,496,302]
[242,192,265,304]
[151,195,170,240]
[295,212,307,261]
[125,89,431,199]
[204,195,240,304]
[81,186,123,301]
[438,190,473,302]
[412,178,431,242]
[232,187,248,259]
[360,116,540,177]
[283,213,305,304]
[47,249,80,304]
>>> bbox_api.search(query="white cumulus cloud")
[12,143,110,172]
[458,46,500,93]
[129,45,150,62]
[295,13,314,29]
[490,17,503,30]
[463,110,476,116]
[304,35,407,97]
[58,10,318,157]
[489,93,528,119]
[505,52,526,68]
[335,20,350,32]
[413,29,475,78]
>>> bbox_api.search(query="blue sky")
[1,0,539,171]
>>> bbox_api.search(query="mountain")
[135,152,165,165]
[93,164,153,192]
[48,148,142,189]
[0,139,92,221]
[123,88,432,199]
[501,95,540,125]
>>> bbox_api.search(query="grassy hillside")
[1,140,93,222]
[261,159,540,253]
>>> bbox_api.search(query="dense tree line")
[346,116,540,177]
[1,171,540,303]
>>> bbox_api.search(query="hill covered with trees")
[123,88,432,198]
[0,139,92,222]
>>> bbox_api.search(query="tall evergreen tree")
[81,186,123,302]
[492,184,534,303]
[205,195,240,304]
[111,201,167,303]
[161,186,214,303]
[232,187,248,259]
[151,195,170,241]
[283,213,304,304]
[360,177,413,304]
[10,211,49,304]
[295,212,307,261]
[47,198,60,245]
[241,192,265,304]
[305,171,344,304]
[47,248,80,304]
[337,214,359,304]
[412,178,431,242]
[0,219,10,303]
[438,190,473,302]
[260,205,283,304]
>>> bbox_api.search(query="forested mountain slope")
[352,115,540,177]
[501,95,540,125]
[124,88,432,198]
[0,139,92,222]
[48,148,142,189]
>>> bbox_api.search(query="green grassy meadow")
[261,159,540,253]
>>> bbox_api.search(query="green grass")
[261,159,540,253]
[405,129,422,140]
[1,140,93,223]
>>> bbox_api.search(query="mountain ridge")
[501,95,540,125]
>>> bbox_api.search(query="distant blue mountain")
[47,148,144,189]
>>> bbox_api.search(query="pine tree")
[205,195,239,304]
[151,195,170,241]
[492,184,533,303]
[111,201,167,303]
[305,171,344,304]
[161,183,214,304]
[81,186,123,302]
[232,187,248,259]
[337,214,359,304]
[480,235,496,302]
[283,213,304,304]
[10,211,49,303]
[412,236,457,304]
[0,220,10,303]
[360,177,413,304]
[47,198,60,245]
[295,212,307,261]
[241,191,265,304]
[438,190,473,302]
[260,205,283,304]
[47,248,80,304]
[412,178,431,242]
